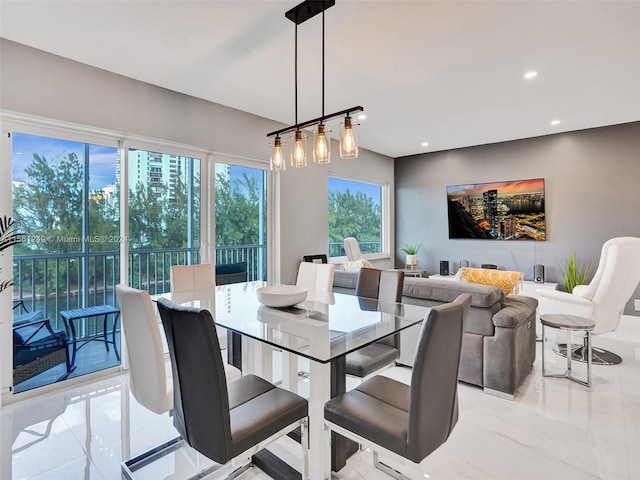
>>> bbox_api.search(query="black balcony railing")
[13,244,267,335]
[328,241,382,258]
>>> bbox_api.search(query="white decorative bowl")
[257,285,308,308]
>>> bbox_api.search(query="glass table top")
[157,281,429,364]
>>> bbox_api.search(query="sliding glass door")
[11,131,120,392]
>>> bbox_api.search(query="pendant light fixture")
[339,114,358,159]
[270,135,286,171]
[267,0,363,170]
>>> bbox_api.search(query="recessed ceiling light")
[550,119,560,126]
[421,142,429,147]
[524,71,538,79]
[357,114,367,121]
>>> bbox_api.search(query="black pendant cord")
[321,7,325,124]
[295,23,298,129]
[266,0,362,140]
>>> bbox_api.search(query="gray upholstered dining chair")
[156,298,309,479]
[345,267,405,378]
[325,294,471,479]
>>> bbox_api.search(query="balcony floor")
[14,332,121,394]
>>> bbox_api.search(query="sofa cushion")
[403,278,504,309]
[493,296,538,328]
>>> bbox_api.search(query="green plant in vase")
[400,243,421,270]
[0,215,23,293]
[561,250,590,293]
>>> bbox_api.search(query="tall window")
[127,148,201,293]
[215,163,267,280]
[328,177,383,257]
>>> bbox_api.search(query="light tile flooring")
[2,316,640,480]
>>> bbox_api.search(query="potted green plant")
[561,250,590,293]
[0,215,22,294]
[400,243,421,269]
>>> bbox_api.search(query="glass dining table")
[162,281,430,480]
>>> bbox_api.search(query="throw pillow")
[456,267,524,296]
[343,259,374,271]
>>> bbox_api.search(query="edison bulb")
[291,130,307,168]
[270,136,285,171]
[340,116,358,159]
[313,124,331,164]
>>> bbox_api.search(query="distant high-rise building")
[483,189,498,234]
[502,215,517,238]
[123,149,189,203]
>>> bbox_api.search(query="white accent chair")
[537,237,640,365]
[344,237,364,261]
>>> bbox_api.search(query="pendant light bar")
[285,0,335,25]
[269,0,361,168]
[267,105,363,139]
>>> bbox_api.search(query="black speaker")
[439,260,449,276]
[534,264,545,283]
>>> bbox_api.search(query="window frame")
[327,173,390,261]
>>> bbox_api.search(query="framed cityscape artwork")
[446,178,546,240]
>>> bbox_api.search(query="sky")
[446,178,545,198]
[11,132,380,205]
[12,132,117,190]
[329,177,381,205]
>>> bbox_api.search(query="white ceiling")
[1,0,639,158]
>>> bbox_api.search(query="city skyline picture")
[447,178,546,241]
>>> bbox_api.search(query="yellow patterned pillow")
[455,267,524,296]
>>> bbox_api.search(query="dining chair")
[156,298,309,479]
[170,263,227,346]
[117,285,241,479]
[296,261,336,292]
[288,261,336,387]
[116,284,175,479]
[325,294,471,479]
[302,253,328,264]
[170,263,215,291]
[345,267,404,379]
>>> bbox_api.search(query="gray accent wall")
[395,122,640,315]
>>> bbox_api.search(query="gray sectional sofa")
[333,271,538,399]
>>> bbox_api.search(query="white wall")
[395,121,640,314]
[0,39,395,283]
